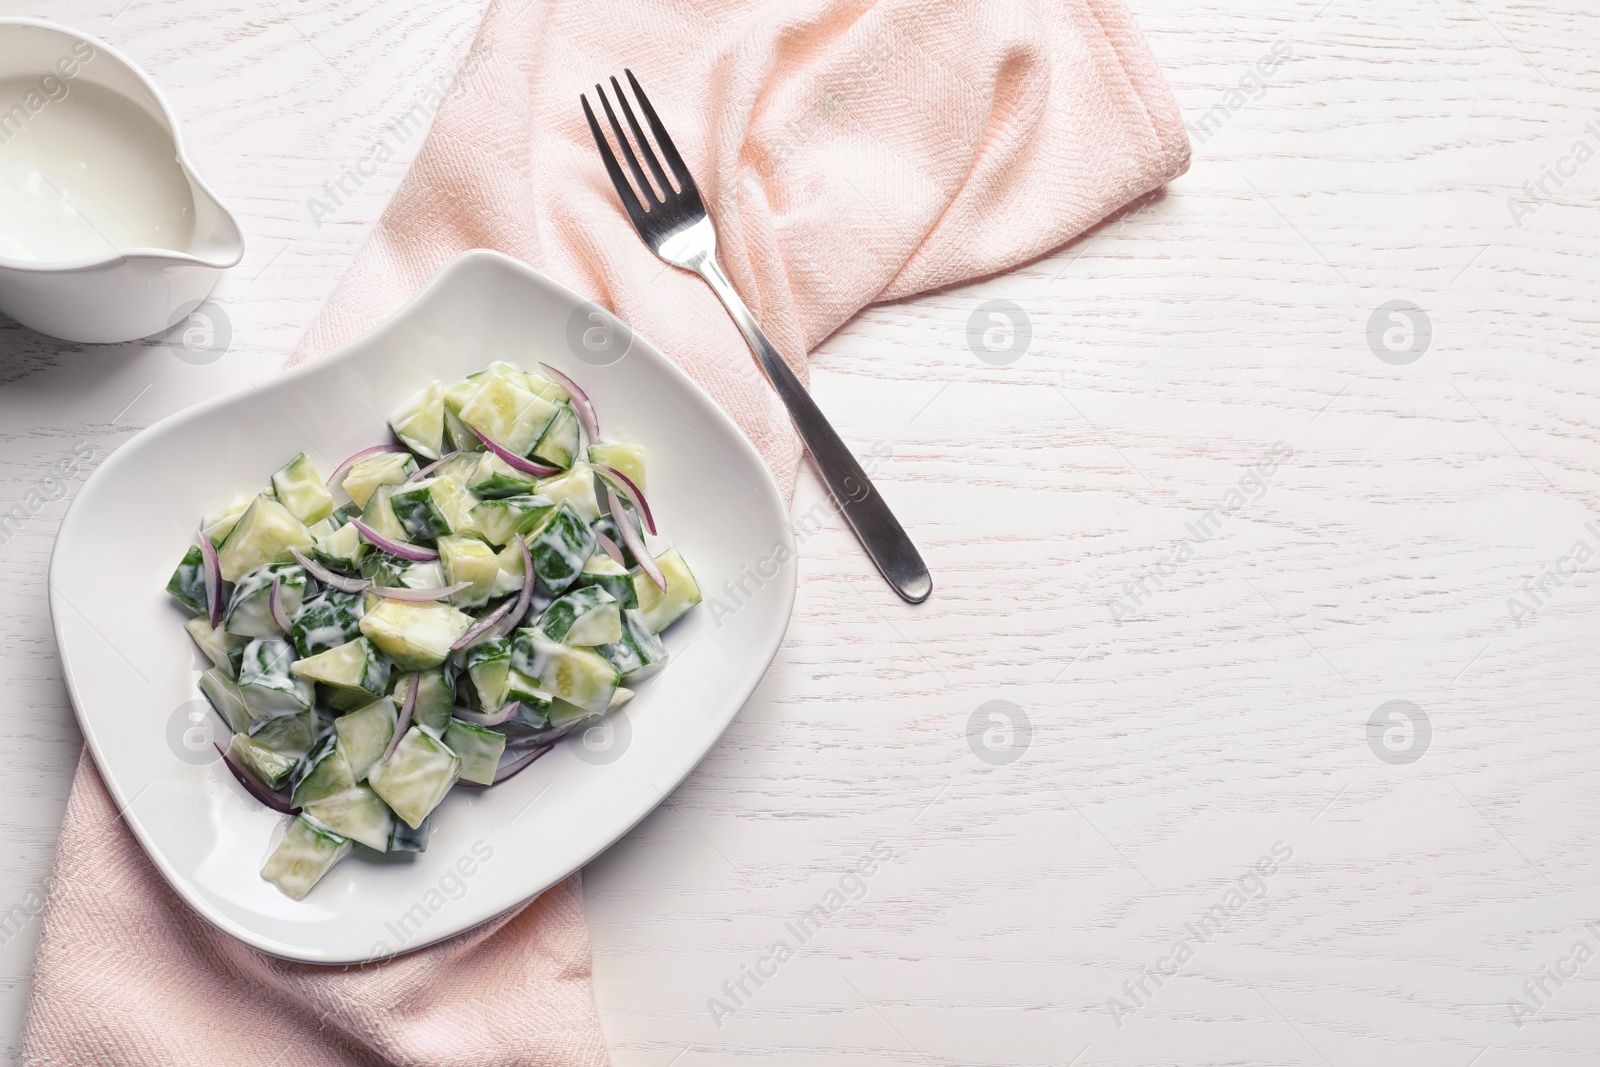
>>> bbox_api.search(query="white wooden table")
[2,1,1598,1063]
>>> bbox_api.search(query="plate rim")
[48,248,797,963]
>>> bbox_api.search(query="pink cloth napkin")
[23,0,1187,1062]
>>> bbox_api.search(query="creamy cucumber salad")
[166,361,701,900]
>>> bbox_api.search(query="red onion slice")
[607,486,665,591]
[593,530,626,567]
[472,428,561,477]
[451,597,514,650]
[289,548,371,594]
[406,450,460,484]
[329,444,408,489]
[595,465,656,534]
[349,518,439,562]
[456,700,519,727]
[269,576,293,634]
[198,531,223,628]
[382,674,420,764]
[371,581,472,603]
[459,742,556,789]
[537,363,598,443]
[215,743,298,814]
[497,535,536,638]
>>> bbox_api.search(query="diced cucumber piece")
[525,371,569,405]
[305,518,336,541]
[442,405,481,454]
[167,545,207,616]
[291,590,365,657]
[247,706,317,758]
[201,492,253,546]
[390,379,446,460]
[359,597,474,670]
[527,502,595,595]
[217,495,314,582]
[510,628,618,714]
[271,452,333,525]
[360,485,416,550]
[489,539,529,599]
[463,638,512,710]
[369,727,460,829]
[610,686,635,710]
[237,638,315,720]
[312,520,366,572]
[574,553,638,609]
[389,815,431,853]
[459,372,559,456]
[548,696,604,732]
[389,478,459,542]
[497,672,553,741]
[303,785,393,851]
[291,734,355,807]
[364,556,447,591]
[469,495,556,548]
[291,637,391,710]
[223,562,308,638]
[437,535,499,608]
[334,697,397,781]
[466,452,539,499]
[443,719,506,785]
[390,669,454,736]
[227,732,298,790]
[635,548,702,632]
[261,815,351,900]
[598,608,669,681]
[536,462,601,521]
[342,452,417,509]
[531,405,580,469]
[587,442,646,489]
[199,667,253,734]
[187,617,246,678]
[589,512,639,569]
[540,586,622,646]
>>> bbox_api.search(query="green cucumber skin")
[167,545,208,616]
[237,638,315,720]
[224,563,309,639]
[389,482,456,542]
[292,591,366,657]
[388,814,431,853]
[540,586,620,645]
[443,718,507,785]
[528,503,595,595]
[291,733,356,807]
[531,405,580,469]
[589,513,639,570]
[599,608,669,682]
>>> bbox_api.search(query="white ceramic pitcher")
[0,18,243,343]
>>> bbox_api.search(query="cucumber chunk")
[463,638,512,711]
[510,628,618,714]
[291,590,365,657]
[247,706,317,758]
[201,492,253,546]
[535,463,601,522]
[469,495,556,548]
[167,545,208,616]
[390,668,455,737]
[224,562,308,638]
[634,548,702,632]
[291,637,391,710]
[548,696,604,732]
[359,598,474,670]
[390,380,446,460]
[187,617,247,678]
[312,520,366,573]
[217,495,315,582]
[437,534,499,608]
[389,478,459,542]
[459,371,559,456]
[587,442,646,489]
[388,815,431,853]
[271,452,333,526]
[589,513,639,569]
[444,719,507,785]
[466,453,539,499]
[359,483,411,545]
[303,785,393,851]
[261,815,352,901]
[531,405,580,469]
[575,553,639,609]
[540,586,622,646]
[227,732,298,790]
[291,734,356,807]
[237,638,315,720]
[200,667,253,734]
[497,672,553,741]
[369,727,461,829]
[598,608,669,681]
[525,371,569,405]
[334,697,397,781]
[342,452,417,510]
[527,502,595,595]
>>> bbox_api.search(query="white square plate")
[49,250,796,963]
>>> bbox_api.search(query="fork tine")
[596,82,660,207]
[581,92,646,223]
[624,69,696,195]
[610,75,673,198]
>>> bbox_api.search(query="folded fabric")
[24,0,1187,1062]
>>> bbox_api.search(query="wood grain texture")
[3,0,1599,1064]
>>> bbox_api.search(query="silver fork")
[581,70,932,604]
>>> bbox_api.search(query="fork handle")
[693,257,932,604]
